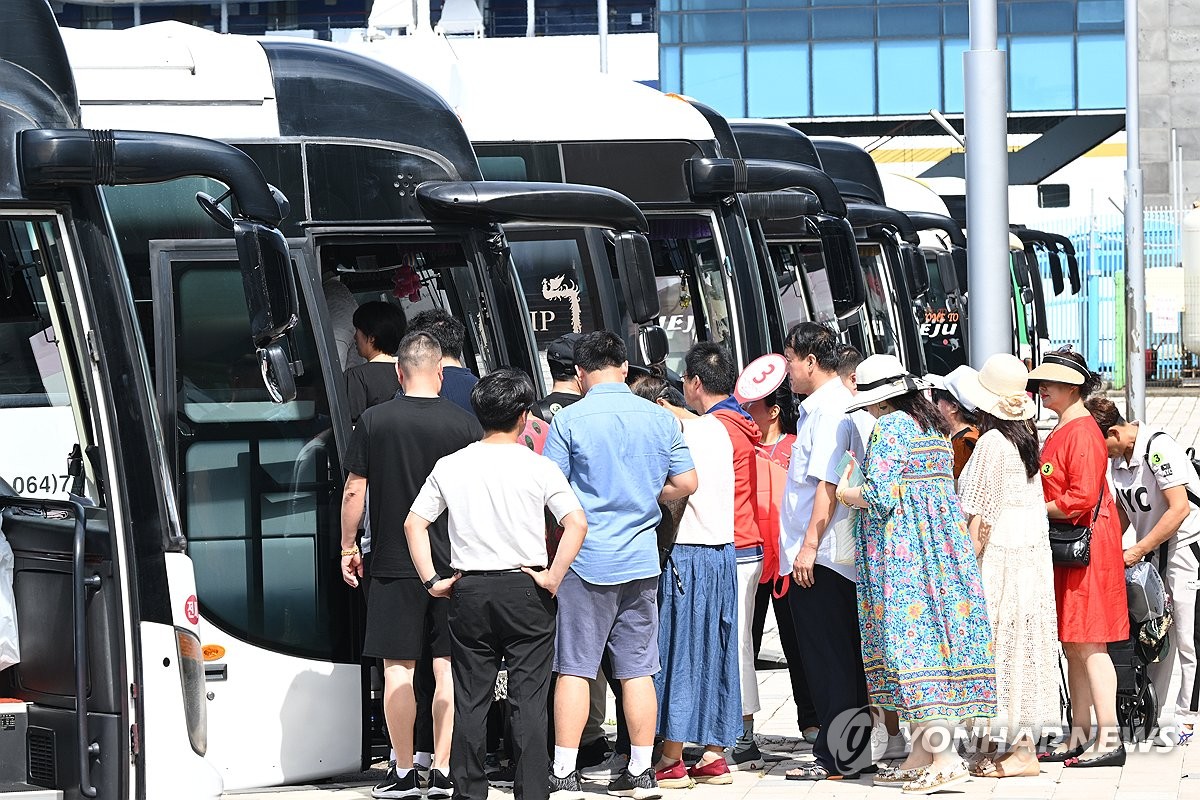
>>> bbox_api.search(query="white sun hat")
[959,353,1037,421]
[926,365,981,413]
[846,354,929,413]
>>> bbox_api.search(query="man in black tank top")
[535,333,584,422]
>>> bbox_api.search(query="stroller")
[1059,561,1170,743]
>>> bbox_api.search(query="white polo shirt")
[780,376,864,581]
[1110,424,1200,549]
[411,442,583,572]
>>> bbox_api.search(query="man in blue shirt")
[407,309,478,415]
[543,331,697,800]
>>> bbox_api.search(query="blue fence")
[1038,209,1186,385]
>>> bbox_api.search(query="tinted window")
[857,244,901,357]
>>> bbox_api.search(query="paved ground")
[227,392,1200,800]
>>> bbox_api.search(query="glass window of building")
[1077,33,1125,108]
[1078,0,1123,30]
[943,3,967,36]
[748,43,810,116]
[1010,35,1074,111]
[812,6,873,38]
[878,39,940,115]
[683,11,744,42]
[1010,1,1074,33]
[682,45,747,116]
[877,5,939,37]
[942,38,968,114]
[661,45,683,92]
[813,41,875,116]
[747,9,809,40]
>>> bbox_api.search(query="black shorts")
[363,576,451,660]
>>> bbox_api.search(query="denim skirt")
[654,543,742,747]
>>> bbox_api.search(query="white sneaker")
[581,752,629,782]
[870,725,890,762]
[882,733,909,760]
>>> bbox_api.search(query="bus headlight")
[175,627,208,755]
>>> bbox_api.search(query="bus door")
[854,243,904,362]
[148,240,362,790]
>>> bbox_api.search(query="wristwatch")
[422,574,442,590]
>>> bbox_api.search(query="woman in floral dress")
[837,355,996,795]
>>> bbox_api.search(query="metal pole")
[598,0,608,72]
[963,0,1010,367]
[527,0,535,36]
[220,0,228,33]
[133,2,141,26]
[1125,0,1146,420]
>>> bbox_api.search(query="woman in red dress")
[1028,349,1129,767]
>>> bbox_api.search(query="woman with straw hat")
[1027,349,1128,767]
[956,354,1058,778]
[836,354,996,795]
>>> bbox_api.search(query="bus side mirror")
[233,220,301,402]
[904,246,929,299]
[637,325,669,366]
[613,231,659,325]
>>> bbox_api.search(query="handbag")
[1048,489,1104,567]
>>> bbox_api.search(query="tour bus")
[338,41,865,374]
[61,22,667,789]
[879,172,970,374]
[0,2,303,798]
[1010,226,1079,365]
[807,138,930,373]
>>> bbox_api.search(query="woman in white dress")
[957,354,1059,778]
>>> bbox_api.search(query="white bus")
[59,21,666,790]
[0,2,302,798]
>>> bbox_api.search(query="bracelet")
[340,546,360,557]
[835,486,847,507]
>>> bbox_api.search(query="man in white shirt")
[406,368,588,800]
[778,323,871,781]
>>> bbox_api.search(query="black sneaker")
[426,768,454,799]
[373,768,424,799]
[487,762,516,789]
[607,768,662,799]
[729,741,763,771]
[549,769,585,800]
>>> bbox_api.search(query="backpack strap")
[1146,430,1200,508]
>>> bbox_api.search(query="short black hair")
[408,309,465,361]
[573,331,626,373]
[784,322,840,372]
[762,381,798,436]
[470,368,536,433]
[683,342,736,396]
[630,374,688,409]
[835,344,863,380]
[352,301,408,355]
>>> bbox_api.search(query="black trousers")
[787,565,870,774]
[450,573,556,800]
[752,581,819,730]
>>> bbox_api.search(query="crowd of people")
[335,308,1200,800]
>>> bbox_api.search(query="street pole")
[1125,0,1147,420]
[598,0,608,72]
[963,0,1010,368]
[527,0,535,36]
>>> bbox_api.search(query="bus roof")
[63,22,482,180]
[339,36,716,144]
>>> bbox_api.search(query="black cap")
[546,332,585,373]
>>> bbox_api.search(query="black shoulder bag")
[1048,487,1104,567]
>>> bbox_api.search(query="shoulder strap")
[534,396,557,423]
[1145,430,1200,508]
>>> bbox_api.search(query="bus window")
[322,240,490,381]
[649,216,734,376]
[857,244,901,358]
[0,217,96,501]
[157,253,345,660]
[769,241,841,331]
[506,229,602,387]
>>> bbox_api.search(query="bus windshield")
[649,215,734,376]
[857,243,901,358]
[0,215,95,501]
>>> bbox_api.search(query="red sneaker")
[688,757,732,785]
[655,760,695,789]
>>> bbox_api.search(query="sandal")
[784,763,843,781]
[901,761,970,795]
[968,756,998,778]
[1180,726,1194,746]
[874,766,922,785]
